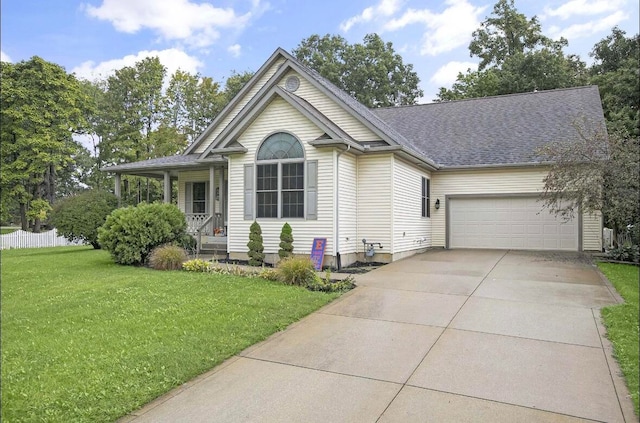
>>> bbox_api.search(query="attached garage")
[448,196,579,251]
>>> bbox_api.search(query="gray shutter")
[306,160,318,220]
[244,164,254,220]
[185,182,193,213]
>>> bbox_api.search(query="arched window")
[256,132,305,218]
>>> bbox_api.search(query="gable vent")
[285,75,300,92]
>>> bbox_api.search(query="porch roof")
[101,154,226,178]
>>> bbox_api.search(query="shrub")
[148,244,188,270]
[247,221,265,266]
[176,233,197,254]
[49,190,118,249]
[259,268,279,281]
[307,274,356,292]
[183,259,212,272]
[98,202,187,265]
[606,244,640,263]
[276,257,316,286]
[278,222,294,259]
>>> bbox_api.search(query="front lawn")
[599,262,639,416]
[1,247,340,422]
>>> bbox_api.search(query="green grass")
[599,262,639,416]
[1,247,340,422]
[1,227,18,234]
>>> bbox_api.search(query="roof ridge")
[374,85,599,111]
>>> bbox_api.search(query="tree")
[164,70,226,144]
[49,190,118,248]
[94,57,186,205]
[469,0,551,70]
[436,0,587,101]
[538,122,639,243]
[278,222,294,259]
[247,221,265,266]
[589,27,640,137]
[1,57,89,231]
[293,33,423,107]
[223,70,255,104]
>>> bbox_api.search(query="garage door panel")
[449,197,578,251]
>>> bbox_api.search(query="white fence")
[0,229,85,250]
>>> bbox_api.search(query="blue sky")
[1,0,638,103]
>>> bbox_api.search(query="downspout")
[335,144,351,270]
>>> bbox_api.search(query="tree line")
[1,0,637,235]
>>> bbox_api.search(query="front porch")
[105,154,229,256]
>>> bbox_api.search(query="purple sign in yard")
[310,238,327,271]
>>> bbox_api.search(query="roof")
[103,47,606,174]
[372,86,606,167]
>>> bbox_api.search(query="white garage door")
[449,197,579,251]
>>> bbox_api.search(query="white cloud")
[227,44,242,58]
[542,0,627,20]
[384,0,486,55]
[340,0,403,32]
[84,0,265,48]
[1,50,12,62]
[429,61,477,86]
[548,11,627,40]
[71,48,203,81]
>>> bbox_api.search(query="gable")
[277,70,380,142]
[190,56,287,155]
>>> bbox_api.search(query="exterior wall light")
[435,198,440,209]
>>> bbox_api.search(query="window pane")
[193,201,205,214]
[257,133,304,160]
[193,182,206,201]
[282,191,304,218]
[257,192,278,218]
[257,164,278,190]
[282,163,304,190]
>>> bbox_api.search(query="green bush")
[307,274,356,292]
[183,259,212,272]
[606,244,640,263]
[49,190,118,249]
[259,268,279,281]
[98,202,187,265]
[276,257,316,286]
[176,233,197,254]
[278,222,294,259]
[247,221,265,266]
[148,244,188,270]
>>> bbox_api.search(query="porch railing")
[186,213,214,235]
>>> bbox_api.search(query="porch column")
[209,166,216,217]
[220,168,225,229]
[114,174,121,205]
[163,171,171,203]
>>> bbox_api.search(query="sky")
[1,0,638,103]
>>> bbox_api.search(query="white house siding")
[357,154,393,255]
[194,58,286,154]
[227,97,335,260]
[392,157,432,253]
[338,152,358,256]
[279,70,381,142]
[582,212,602,251]
[431,167,601,251]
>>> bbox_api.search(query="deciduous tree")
[0,57,88,230]
[294,33,423,107]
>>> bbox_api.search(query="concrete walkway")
[121,249,636,422]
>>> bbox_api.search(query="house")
[103,48,605,267]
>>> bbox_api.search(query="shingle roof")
[104,154,208,172]
[372,86,606,167]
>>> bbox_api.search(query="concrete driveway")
[121,249,636,423]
